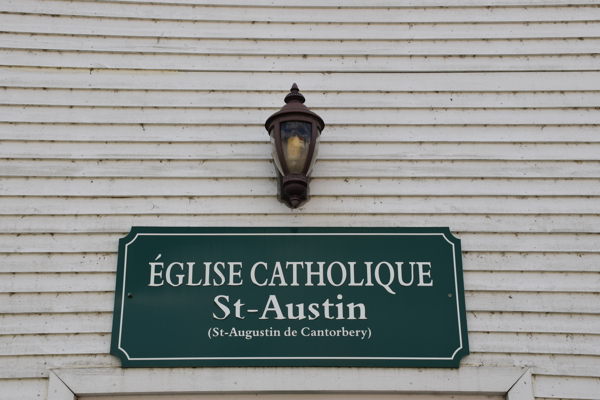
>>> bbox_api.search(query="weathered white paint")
[534,375,600,400]
[3,107,600,125]
[0,292,115,314]
[4,177,600,197]
[0,334,111,357]
[0,355,120,380]
[0,273,117,293]
[10,53,583,73]
[1,353,596,380]
[0,253,116,273]
[3,14,599,40]
[0,313,113,335]
[4,1,600,23]
[465,353,600,378]
[1,124,598,143]
[3,68,600,91]
[3,214,600,235]
[1,0,598,399]
[33,367,535,400]
[3,141,599,161]
[3,90,600,109]
[47,0,600,7]
[2,197,600,216]
[47,371,74,400]
[507,369,535,400]
[4,35,599,55]
[0,379,47,400]
[465,292,600,314]
[50,366,527,395]
[4,159,600,178]
[467,312,600,334]
[470,332,600,355]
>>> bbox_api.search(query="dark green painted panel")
[110,227,469,367]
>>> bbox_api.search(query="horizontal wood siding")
[0,1,598,400]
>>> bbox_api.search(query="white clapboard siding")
[0,293,115,314]
[2,141,599,161]
[1,197,599,216]
[3,68,600,91]
[3,311,599,335]
[0,273,116,293]
[2,332,598,357]
[0,379,47,400]
[0,313,113,335]
[464,353,600,378]
[311,161,600,179]
[2,107,600,126]
[463,252,600,272]
[3,177,600,197]
[54,0,600,7]
[464,271,600,292]
[0,353,597,381]
[535,375,600,400]
[2,252,599,274]
[3,14,600,40]
[6,51,600,73]
[1,270,599,293]
[3,215,600,235]
[0,355,120,380]
[466,292,600,314]
[4,1,600,23]
[0,253,117,273]
[461,233,600,253]
[1,124,599,143]
[0,0,598,397]
[469,333,600,356]
[4,35,600,56]
[0,333,111,357]
[3,90,600,110]
[3,159,600,179]
[467,313,600,335]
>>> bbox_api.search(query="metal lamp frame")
[265,84,325,208]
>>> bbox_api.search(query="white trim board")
[48,366,534,399]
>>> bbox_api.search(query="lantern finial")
[284,83,305,104]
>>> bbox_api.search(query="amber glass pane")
[269,128,284,175]
[281,121,311,173]
[306,129,320,175]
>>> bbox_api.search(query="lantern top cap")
[284,83,305,104]
[265,83,325,132]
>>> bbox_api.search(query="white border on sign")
[118,232,463,361]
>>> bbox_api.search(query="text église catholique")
[148,257,434,321]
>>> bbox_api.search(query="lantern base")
[276,171,309,209]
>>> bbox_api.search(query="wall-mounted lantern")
[265,84,325,208]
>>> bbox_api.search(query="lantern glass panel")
[281,121,312,174]
[306,129,321,175]
[269,127,284,175]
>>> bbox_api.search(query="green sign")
[111,227,469,367]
